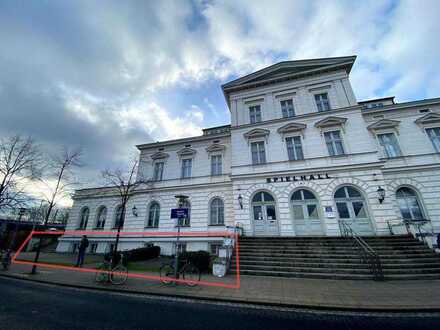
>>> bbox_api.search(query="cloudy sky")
[1,0,439,205]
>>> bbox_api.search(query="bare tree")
[31,147,82,274]
[0,135,42,210]
[101,157,151,265]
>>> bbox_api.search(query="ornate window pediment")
[367,119,400,134]
[243,128,270,140]
[277,123,307,138]
[177,147,197,157]
[205,143,226,154]
[314,116,347,134]
[150,151,170,160]
[414,112,440,127]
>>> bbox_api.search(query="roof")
[358,96,395,104]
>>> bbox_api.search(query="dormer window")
[249,105,262,124]
[315,93,331,112]
[280,99,295,118]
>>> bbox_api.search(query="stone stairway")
[230,235,440,280]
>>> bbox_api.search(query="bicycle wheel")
[160,264,175,285]
[95,263,110,283]
[110,265,128,285]
[182,263,200,287]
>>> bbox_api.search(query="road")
[1,277,440,330]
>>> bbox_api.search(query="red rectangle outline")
[12,230,240,289]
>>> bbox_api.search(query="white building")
[57,56,440,255]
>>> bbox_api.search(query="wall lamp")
[238,194,243,209]
[132,205,138,217]
[377,186,386,204]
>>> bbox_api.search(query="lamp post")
[173,195,188,281]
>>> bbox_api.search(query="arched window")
[78,207,89,229]
[396,187,424,220]
[114,205,125,229]
[147,202,160,228]
[95,206,107,229]
[334,186,367,220]
[178,200,191,226]
[291,189,319,221]
[210,198,224,225]
[251,191,278,235]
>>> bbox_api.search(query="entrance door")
[334,186,374,236]
[252,191,279,236]
[291,189,324,235]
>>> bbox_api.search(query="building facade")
[57,56,440,255]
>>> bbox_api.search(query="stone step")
[231,260,440,269]
[236,251,439,259]
[237,246,429,253]
[231,264,440,275]
[230,270,440,281]
[231,256,440,264]
[239,235,413,243]
[238,241,424,247]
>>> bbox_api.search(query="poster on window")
[324,206,335,218]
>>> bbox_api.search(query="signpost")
[170,195,189,282]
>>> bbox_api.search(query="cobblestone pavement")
[3,257,440,311]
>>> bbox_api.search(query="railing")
[339,220,384,281]
[387,218,435,245]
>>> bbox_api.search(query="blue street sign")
[170,208,189,219]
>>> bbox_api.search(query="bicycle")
[95,253,128,285]
[160,258,201,287]
[0,249,11,271]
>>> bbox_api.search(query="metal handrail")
[339,220,384,281]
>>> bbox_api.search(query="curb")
[2,273,440,314]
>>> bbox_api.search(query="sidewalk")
[2,261,440,311]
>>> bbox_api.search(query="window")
[249,105,262,124]
[210,198,224,225]
[377,133,402,158]
[113,205,125,229]
[324,131,345,156]
[178,200,191,227]
[251,141,266,165]
[181,159,192,178]
[314,93,331,112]
[280,99,295,118]
[78,207,89,229]
[146,202,160,227]
[426,127,440,152]
[95,206,107,229]
[153,162,164,181]
[211,155,222,176]
[291,189,319,221]
[90,243,98,254]
[209,242,223,256]
[286,136,304,161]
[334,186,368,220]
[396,187,424,220]
[175,242,187,254]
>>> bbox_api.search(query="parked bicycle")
[95,253,128,285]
[0,249,11,271]
[160,258,201,287]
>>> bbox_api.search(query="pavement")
[3,277,440,330]
[2,252,440,311]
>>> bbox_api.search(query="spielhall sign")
[266,173,331,183]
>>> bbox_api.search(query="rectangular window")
[181,159,192,178]
[153,162,164,181]
[314,93,331,112]
[426,127,440,152]
[251,141,266,165]
[280,99,295,118]
[249,105,262,124]
[90,243,98,254]
[209,243,222,256]
[377,133,402,158]
[211,155,222,175]
[324,131,345,156]
[285,136,304,160]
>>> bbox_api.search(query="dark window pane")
[263,192,275,202]
[336,202,350,219]
[347,186,361,197]
[352,201,367,218]
[266,205,276,220]
[253,206,263,220]
[291,190,302,201]
[307,204,318,219]
[334,187,346,198]
[252,192,263,202]
[302,190,316,200]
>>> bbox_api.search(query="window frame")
[210,154,223,176]
[376,131,403,158]
[280,98,296,118]
[180,158,193,179]
[146,201,160,228]
[250,140,267,165]
[209,197,225,226]
[249,104,262,124]
[285,135,304,161]
[314,92,331,112]
[94,206,107,230]
[78,207,89,230]
[323,130,345,156]
[152,161,165,181]
[425,127,440,152]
